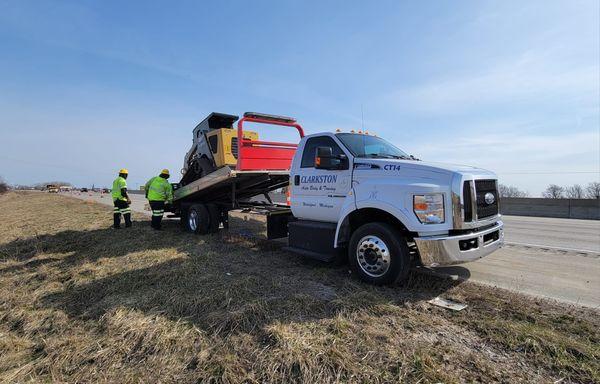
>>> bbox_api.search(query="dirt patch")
[0,192,598,383]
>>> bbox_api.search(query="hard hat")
[119,168,129,175]
[161,169,170,176]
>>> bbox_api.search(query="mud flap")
[266,211,294,239]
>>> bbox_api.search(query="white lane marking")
[506,241,600,255]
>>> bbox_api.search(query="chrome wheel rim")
[189,210,198,231]
[356,235,391,277]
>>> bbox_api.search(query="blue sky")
[0,0,598,195]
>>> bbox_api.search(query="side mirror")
[315,147,348,170]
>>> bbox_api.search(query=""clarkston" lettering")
[300,175,338,184]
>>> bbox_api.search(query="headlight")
[413,194,445,224]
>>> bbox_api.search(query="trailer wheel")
[206,203,220,233]
[186,204,210,234]
[348,222,410,285]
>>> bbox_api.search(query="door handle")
[294,175,300,185]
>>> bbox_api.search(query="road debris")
[428,297,467,311]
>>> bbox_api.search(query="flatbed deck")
[174,166,290,206]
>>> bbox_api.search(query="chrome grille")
[454,175,500,228]
[475,179,499,218]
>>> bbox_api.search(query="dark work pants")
[113,199,132,228]
[149,201,165,229]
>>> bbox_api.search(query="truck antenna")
[361,104,365,131]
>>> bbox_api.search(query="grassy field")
[0,192,598,383]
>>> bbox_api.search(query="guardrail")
[500,198,600,220]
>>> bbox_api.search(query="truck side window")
[301,136,345,168]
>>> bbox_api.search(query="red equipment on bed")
[236,112,305,171]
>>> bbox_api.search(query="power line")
[3,155,598,179]
[497,171,599,175]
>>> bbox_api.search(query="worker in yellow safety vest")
[112,169,132,228]
[145,169,174,230]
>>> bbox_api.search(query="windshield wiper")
[362,153,410,159]
[361,153,393,159]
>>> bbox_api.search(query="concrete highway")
[502,215,599,253]
[65,191,600,308]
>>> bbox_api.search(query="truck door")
[291,135,352,222]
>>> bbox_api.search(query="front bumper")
[414,221,504,266]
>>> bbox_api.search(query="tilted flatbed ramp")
[174,166,290,205]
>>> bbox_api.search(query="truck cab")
[287,131,504,284]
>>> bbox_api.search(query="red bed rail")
[236,114,305,171]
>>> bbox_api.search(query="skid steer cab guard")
[236,112,305,171]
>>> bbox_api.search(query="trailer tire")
[206,203,220,233]
[186,204,211,234]
[348,222,410,285]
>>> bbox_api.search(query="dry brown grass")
[0,192,598,383]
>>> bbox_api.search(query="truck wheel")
[186,204,210,234]
[206,203,220,233]
[348,222,410,285]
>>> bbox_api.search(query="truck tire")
[348,222,410,285]
[206,203,220,233]
[186,204,210,234]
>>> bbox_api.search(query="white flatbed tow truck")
[170,112,504,284]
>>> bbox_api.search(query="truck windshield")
[336,133,410,159]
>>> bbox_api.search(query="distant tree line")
[0,176,8,195]
[542,182,600,199]
[498,184,529,198]
[0,179,76,193]
[499,182,600,199]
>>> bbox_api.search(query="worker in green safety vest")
[112,168,132,229]
[145,169,174,230]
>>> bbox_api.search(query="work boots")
[113,212,121,229]
[124,213,132,228]
[114,213,132,229]
[151,215,162,230]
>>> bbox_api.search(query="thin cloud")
[386,54,599,114]
[411,130,600,181]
